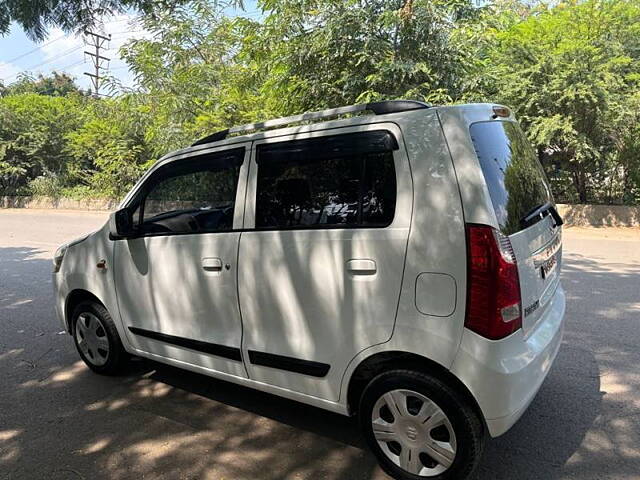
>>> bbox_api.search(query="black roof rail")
[191,100,430,147]
[365,100,430,115]
[191,129,229,147]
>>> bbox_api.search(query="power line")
[2,33,68,64]
[233,9,265,19]
[106,16,140,24]
[109,29,146,35]
[0,14,139,63]
[58,59,86,71]
[30,45,84,67]
[2,44,85,81]
[1,58,86,85]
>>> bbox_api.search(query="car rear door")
[469,120,562,335]
[237,124,413,401]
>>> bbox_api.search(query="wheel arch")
[345,351,485,426]
[64,289,105,332]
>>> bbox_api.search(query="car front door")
[114,144,250,378]
[238,125,412,401]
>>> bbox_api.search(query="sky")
[0,13,150,92]
[0,2,261,94]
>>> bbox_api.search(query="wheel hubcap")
[371,389,457,477]
[75,312,110,367]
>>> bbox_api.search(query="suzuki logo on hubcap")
[406,426,418,441]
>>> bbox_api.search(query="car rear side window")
[255,131,398,229]
[470,121,552,235]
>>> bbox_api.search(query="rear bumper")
[451,284,565,437]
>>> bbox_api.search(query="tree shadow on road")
[2,246,637,479]
[473,252,640,479]
[0,246,379,480]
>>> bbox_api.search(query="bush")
[27,175,65,198]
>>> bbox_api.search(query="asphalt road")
[1,209,639,480]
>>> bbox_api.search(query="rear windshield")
[469,121,552,235]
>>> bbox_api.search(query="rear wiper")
[520,202,564,229]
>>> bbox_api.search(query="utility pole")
[83,30,111,97]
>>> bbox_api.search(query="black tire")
[359,369,484,480]
[71,300,128,375]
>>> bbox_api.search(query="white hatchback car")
[53,100,565,480]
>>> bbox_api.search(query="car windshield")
[469,120,553,235]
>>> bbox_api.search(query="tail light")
[465,224,522,340]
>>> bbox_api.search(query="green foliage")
[119,0,264,153]
[0,0,638,204]
[65,95,155,199]
[0,0,191,41]
[473,0,640,203]
[243,0,477,112]
[0,92,83,193]
[27,174,66,197]
[1,72,87,97]
[0,75,154,200]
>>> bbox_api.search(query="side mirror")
[109,208,135,239]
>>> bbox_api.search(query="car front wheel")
[72,300,127,375]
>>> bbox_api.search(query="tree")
[66,94,154,199]
[0,72,86,97]
[242,0,478,114]
[475,0,640,203]
[1,0,185,41]
[1,0,638,204]
[119,0,261,154]
[0,93,83,194]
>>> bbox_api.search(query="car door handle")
[202,257,223,272]
[347,259,377,275]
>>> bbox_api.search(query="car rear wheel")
[72,300,127,375]
[359,370,484,480]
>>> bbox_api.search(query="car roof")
[160,101,503,163]
[119,101,506,209]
